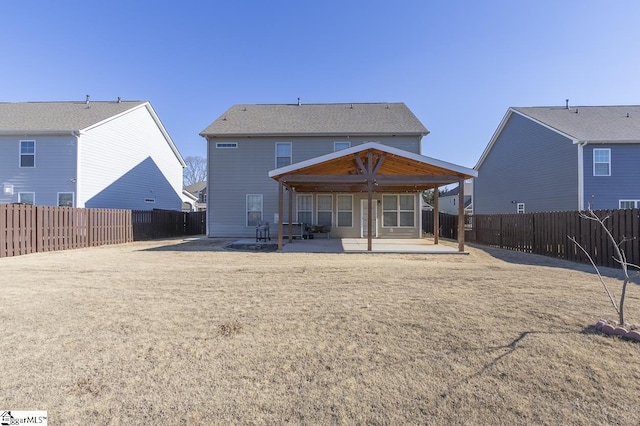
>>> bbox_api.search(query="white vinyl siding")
[593,148,611,176]
[247,194,263,226]
[20,140,36,168]
[336,195,353,227]
[276,142,292,168]
[382,194,415,227]
[78,105,183,210]
[19,192,35,205]
[316,194,333,225]
[297,194,312,225]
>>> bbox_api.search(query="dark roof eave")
[0,129,80,136]
[200,131,429,138]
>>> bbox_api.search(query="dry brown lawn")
[1,238,640,425]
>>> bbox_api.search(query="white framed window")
[593,148,611,176]
[336,194,353,227]
[18,192,35,205]
[297,194,312,225]
[316,194,333,226]
[382,194,415,227]
[246,194,263,226]
[334,141,350,152]
[216,142,238,148]
[144,198,156,204]
[276,142,292,168]
[58,192,74,207]
[619,200,640,209]
[20,140,36,168]
[516,202,525,214]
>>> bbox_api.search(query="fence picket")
[0,206,204,258]
[468,209,640,269]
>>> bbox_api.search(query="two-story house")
[439,180,473,216]
[0,99,186,210]
[474,104,640,214]
[200,102,476,249]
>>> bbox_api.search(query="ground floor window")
[619,200,640,209]
[316,194,333,225]
[58,192,74,207]
[297,194,312,224]
[382,194,415,227]
[19,192,35,205]
[336,194,352,227]
[246,194,262,226]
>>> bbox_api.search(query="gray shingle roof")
[512,105,640,142]
[0,100,147,133]
[200,102,429,137]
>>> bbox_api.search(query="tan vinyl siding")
[207,136,423,237]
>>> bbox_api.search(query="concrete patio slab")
[227,238,466,254]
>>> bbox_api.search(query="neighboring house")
[0,99,186,210]
[439,180,473,215]
[200,102,476,242]
[474,104,640,214]
[184,181,207,211]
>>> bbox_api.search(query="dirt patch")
[1,238,639,424]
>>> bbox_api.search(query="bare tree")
[183,156,207,186]
[568,208,640,326]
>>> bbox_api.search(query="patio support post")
[458,178,465,252]
[433,186,439,245]
[367,150,373,251]
[278,179,284,251]
[288,186,293,243]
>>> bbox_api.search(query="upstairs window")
[20,140,35,168]
[620,200,640,209]
[334,141,350,152]
[276,143,292,168]
[593,148,611,176]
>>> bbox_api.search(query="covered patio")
[269,142,477,252]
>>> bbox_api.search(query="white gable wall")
[78,105,184,210]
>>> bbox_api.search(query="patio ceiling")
[269,142,476,193]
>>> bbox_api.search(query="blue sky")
[2,1,639,168]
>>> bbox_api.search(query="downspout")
[577,141,585,211]
[73,130,82,207]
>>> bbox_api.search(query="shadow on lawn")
[139,237,236,252]
[469,243,640,285]
[437,329,576,403]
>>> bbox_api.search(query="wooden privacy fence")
[1,205,207,258]
[422,211,471,239]
[132,209,206,240]
[469,209,640,268]
[0,204,132,258]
